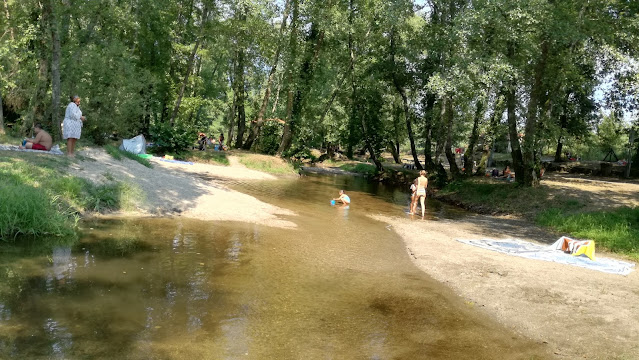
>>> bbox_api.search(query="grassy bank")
[238,153,296,175]
[537,207,639,260]
[183,150,229,166]
[0,152,142,241]
[338,163,378,176]
[438,178,639,259]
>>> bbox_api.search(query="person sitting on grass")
[20,124,52,151]
[333,190,351,205]
[502,166,512,179]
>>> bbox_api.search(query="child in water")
[333,190,351,205]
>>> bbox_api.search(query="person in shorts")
[20,124,52,151]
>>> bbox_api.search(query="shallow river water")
[0,174,548,359]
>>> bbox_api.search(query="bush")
[149,120,197,155]
[255,121,284,155]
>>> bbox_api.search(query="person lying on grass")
[333,190,351,205]
[20,124,52,151]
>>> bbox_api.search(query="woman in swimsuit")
[416,170,428,218]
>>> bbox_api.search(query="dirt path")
[542,173,639,211]
[373,214,639,360]
[72,148,295,228]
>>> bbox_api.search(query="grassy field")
[0,152,142,241]
[438,177,639,259]
[183,150,230,166]
[537,207,639,260]
[238,152,296,175]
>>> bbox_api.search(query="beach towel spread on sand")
[0,144,64,155]
[456,238,635,276]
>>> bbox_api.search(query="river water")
[0,174,548,359]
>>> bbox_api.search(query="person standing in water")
[415,170,428,218]
[409,178,418,215]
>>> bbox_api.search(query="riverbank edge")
[373,213,639,360]
[0,147,299,241]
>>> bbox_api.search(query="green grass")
[537,207,639,259]
[339,163,378,176]
[239,153,296,175]
[105,145,153,168]
[183,150,230,165]
[0,132,21,145]
[0,153,144,241]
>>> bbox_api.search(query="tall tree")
[243,0,291,150]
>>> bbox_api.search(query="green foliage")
[149,121,198,155]
[338,163,378,176]
[255,121,284,155]
[537,207,639,259]
[105,145,153,168]
[0,181,77,240]
[596,113,628,155]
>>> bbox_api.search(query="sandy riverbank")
[373,213,639,359]
[71,148,296,228]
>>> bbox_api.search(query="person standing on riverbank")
[416,170,428,218]
[63,95,86,157]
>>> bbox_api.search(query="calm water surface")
[0,174,549,359]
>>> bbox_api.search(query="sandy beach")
[373,213,639,359]
[71,148,296,228]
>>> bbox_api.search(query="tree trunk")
[226,97,236,147]
[463,100,484,176]
[477,94,504,175]
[234,47,247,148]
[442,95,461,178]
[278,19,323,155]
[506,82,524,180]
[169,5,209,126]
[388,141,401,164]
[520,40,548,186]
[243,0,291,150]
[390,27,422,170]
[347,0,381,171]
[0,87,4,134]
[276,0,299,156]
[50,0,62,139]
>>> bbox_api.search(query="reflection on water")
[0,175,549,359]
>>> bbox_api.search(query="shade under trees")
[1,0,637,185]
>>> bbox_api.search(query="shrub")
[149,120,197,155]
